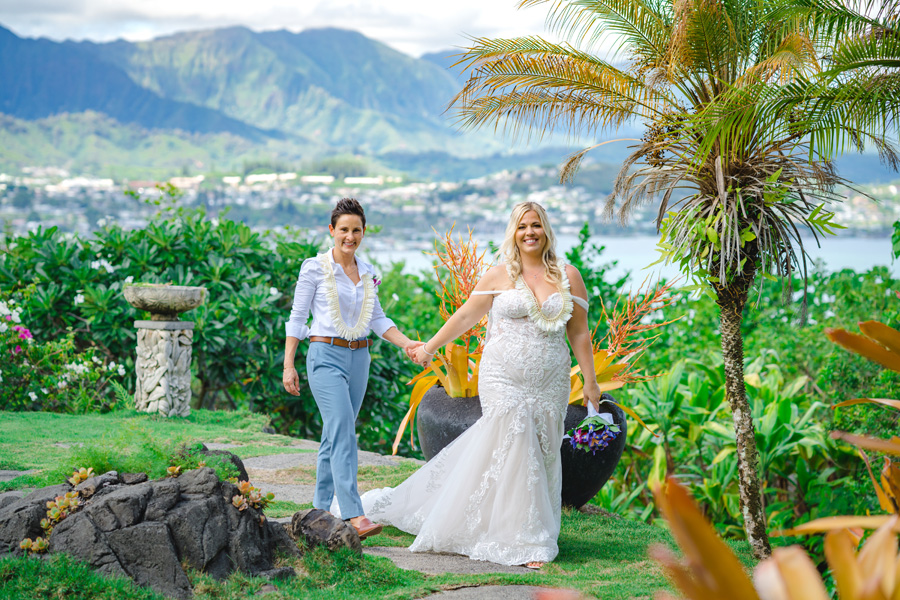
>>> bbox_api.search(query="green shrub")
[0,205,444,455]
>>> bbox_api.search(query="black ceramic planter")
[415,386,627,507]
[559,395,627,508]
[415,386,483,461]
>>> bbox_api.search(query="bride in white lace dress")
[358,202,601,568]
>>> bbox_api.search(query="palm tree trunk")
[715,268,772,560]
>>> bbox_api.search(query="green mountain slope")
[80,27,488,154]
[0,112,317,178]
[0,25,268,139]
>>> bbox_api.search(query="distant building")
[344,176,384,185]
[169,175,205,189]
[245,173,280,185]
[301,175,335,184]
[128,181,159,191]
[57,177,115,190]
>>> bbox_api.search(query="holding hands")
[410,344,433,368]
[404,340,425,364]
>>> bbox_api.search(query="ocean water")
[364,234,897,290]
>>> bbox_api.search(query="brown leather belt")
[309,336,372,350]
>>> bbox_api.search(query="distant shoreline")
[364,233,898,287]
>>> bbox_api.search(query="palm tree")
[450,0,899,559]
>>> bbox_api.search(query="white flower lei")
[513,260,574,333]
[317,252,376,340]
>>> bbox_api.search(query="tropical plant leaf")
[833,397,900,411]
[858,449,896,514]
[826,327,900,372]
[392,375,439,455]
[859,320,900,356]
[753,546,830,600]
[832,431,900,457]
[775,514,899,536]
[651,477,760,600]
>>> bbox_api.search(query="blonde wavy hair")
[499,201,562,284]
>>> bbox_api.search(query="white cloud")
[0,0,554,57]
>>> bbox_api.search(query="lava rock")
[0,468,300,598]
[196,448,249,482]
[0,484,71,555]
[121,473,148,485]
[0,491,26,512]
[107,522,192,599]
[290,508,361,553]
[75,471,120,499]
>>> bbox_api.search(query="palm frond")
[744,32,820,84]
[453,37,670,140]
[519,0,673,64]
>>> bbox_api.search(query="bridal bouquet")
[565,402,621,455]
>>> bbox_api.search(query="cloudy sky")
[0,0,553,57]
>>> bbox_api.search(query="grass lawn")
[0,410,756,598]
[0,409,299,490]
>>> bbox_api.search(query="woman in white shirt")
[282,198,422,540]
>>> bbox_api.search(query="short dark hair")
[330,197,366,229]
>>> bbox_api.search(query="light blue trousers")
[307,341,370,519]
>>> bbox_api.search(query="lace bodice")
[478,287,571,422]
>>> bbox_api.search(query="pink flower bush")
[1,294,124,412]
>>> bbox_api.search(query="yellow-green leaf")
[392,376,438,455]
[712,447,736,465]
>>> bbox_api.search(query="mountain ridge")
[0,24,895,185]
[0,24,271,140]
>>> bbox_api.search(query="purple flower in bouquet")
[373,275,381,287]
[566,415,621,455]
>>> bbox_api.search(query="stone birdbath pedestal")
[123,284,207,417]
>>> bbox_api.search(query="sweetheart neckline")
[496,288,561,309]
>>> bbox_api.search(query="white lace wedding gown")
[356,284,572,565]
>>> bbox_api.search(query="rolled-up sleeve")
[285,258,318,340]
[369,292,396,339]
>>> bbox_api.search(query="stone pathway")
[239,440,423,508]
[233,443,555,582]
[0,470,34,483]
[364,547,529,575]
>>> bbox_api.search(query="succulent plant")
[67,467,95,486]
[19,536,49,555]
[232,481,274,510]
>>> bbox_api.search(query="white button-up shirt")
[285,250,395,341]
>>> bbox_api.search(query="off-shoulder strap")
[471,290,507,296]
[558,261,589,312]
